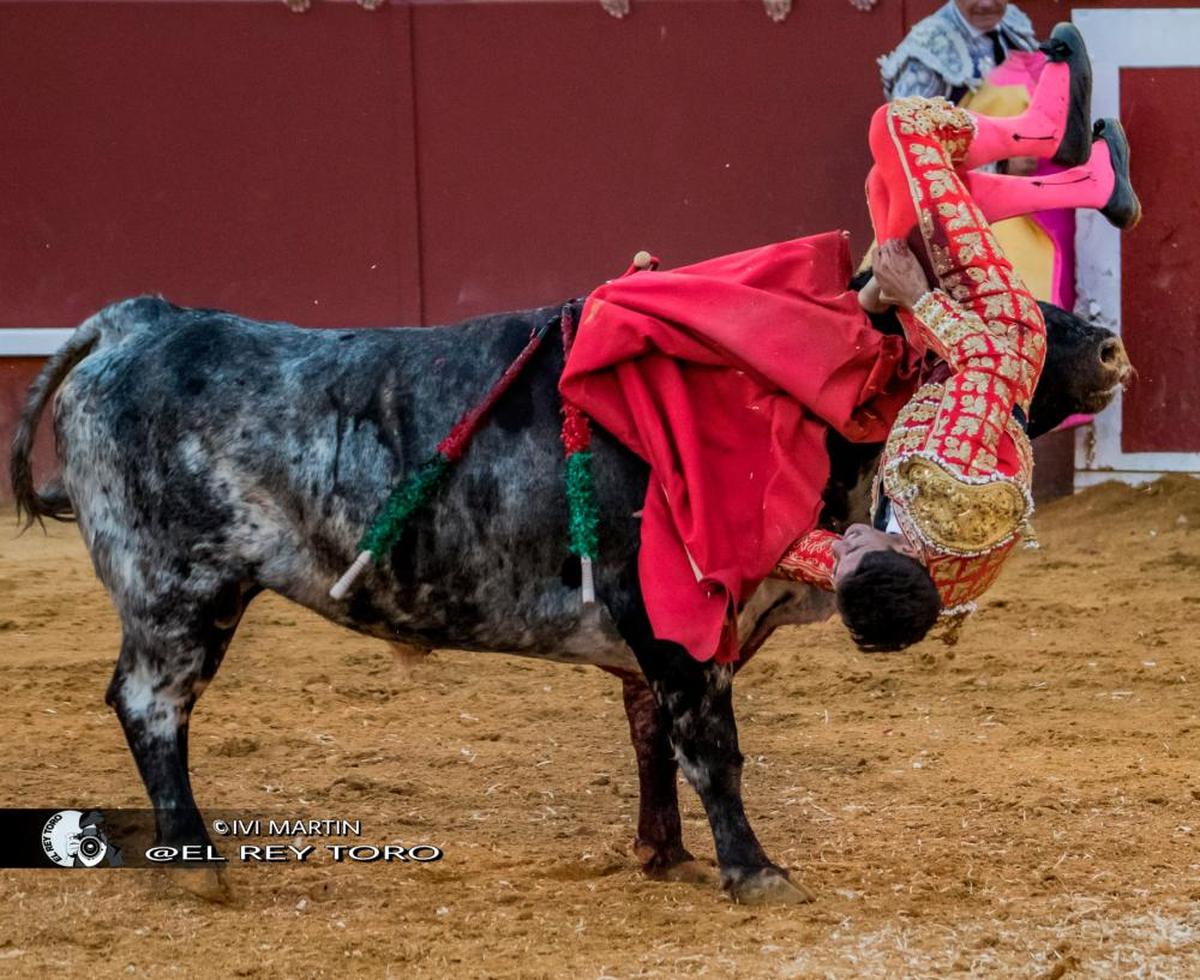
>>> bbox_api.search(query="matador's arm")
[773,529,839,590]
[904,285,1045,477]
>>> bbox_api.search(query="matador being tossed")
[775,23,1140,644]
[562,25,1137,661]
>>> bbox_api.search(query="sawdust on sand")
[1,475,1199,977]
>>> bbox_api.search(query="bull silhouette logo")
[41,810,123,867]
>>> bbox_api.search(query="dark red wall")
[0,0,903,331]
[0,0,905,497]
[410,1,896,322]
[0,1,421,328]
[1,0,1195,498]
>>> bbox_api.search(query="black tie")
[987,29,1007,67]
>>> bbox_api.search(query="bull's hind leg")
[610,671,715,883]
[105,580,255,898]
[633,642,813,905]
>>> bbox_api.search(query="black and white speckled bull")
[10,289,1129,903]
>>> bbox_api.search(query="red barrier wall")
[1,0,1195,500]
[0,1,421,328]
[0,0,904,498]
[410,0,896,322]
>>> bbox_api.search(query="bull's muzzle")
[1098,335,1133,385]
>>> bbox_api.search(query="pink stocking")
[960,61,1071,170]
[965,139,1115,225]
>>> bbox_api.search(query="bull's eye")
[1099,339,1122,365]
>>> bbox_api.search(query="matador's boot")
[961,22,1093,170]
[1094,118,1142,230]
[1040,22,1094,166]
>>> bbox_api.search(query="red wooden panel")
[0,1,420,327]
[412,0,903,323]
[1119,67,1200,454]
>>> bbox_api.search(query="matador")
[775,23,1140,647]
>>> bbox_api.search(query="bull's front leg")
[633,642,814,905]
[606,670,716,883]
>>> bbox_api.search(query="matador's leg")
[966,120,1139,230]
[868,98,1044,475]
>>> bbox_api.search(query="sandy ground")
[1,475,1200,978]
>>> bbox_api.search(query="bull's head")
[848,270,1133,438]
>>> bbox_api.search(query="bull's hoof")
[168,865,234,904]
[725,868,815,905]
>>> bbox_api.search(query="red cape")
[559,232,919,662]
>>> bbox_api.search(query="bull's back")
[55,298,647,665]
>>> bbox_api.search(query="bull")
[10,287,1129,903]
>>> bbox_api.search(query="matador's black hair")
[835,549,941,652]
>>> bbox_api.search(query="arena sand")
[1,475,1200,978]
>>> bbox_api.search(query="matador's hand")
[601,0,631,18]
[872,239,930,310]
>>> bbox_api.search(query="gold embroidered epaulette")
[887,453,1031,556]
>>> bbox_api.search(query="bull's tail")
[11,297,174,529]
[10,315,106,528]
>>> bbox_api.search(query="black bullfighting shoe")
[1040,22,1093,168]
[1094,118,1142,230]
